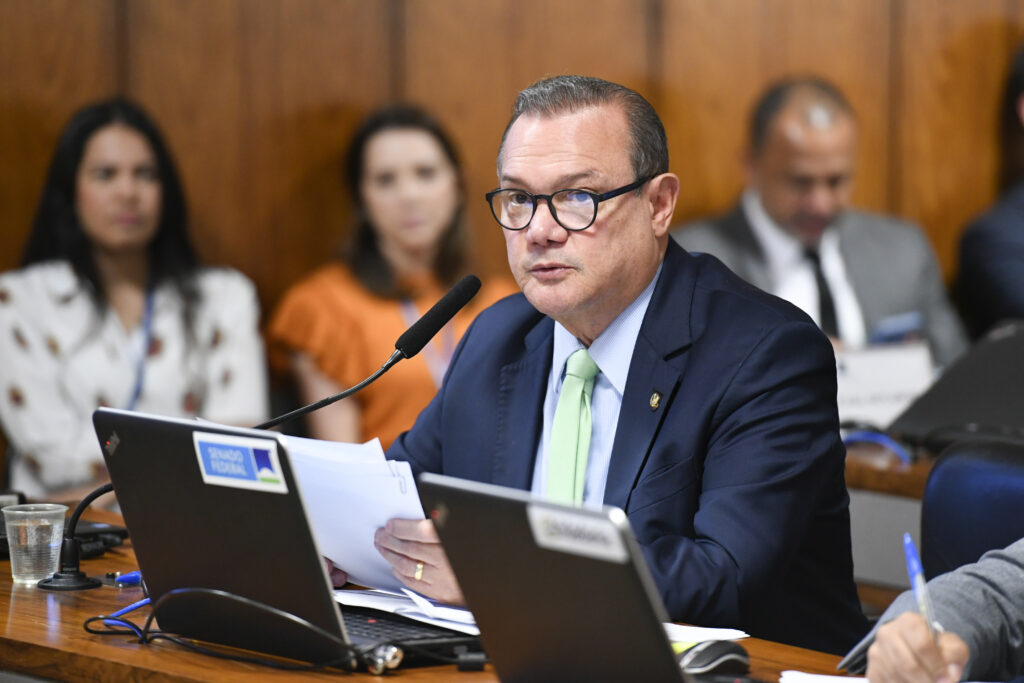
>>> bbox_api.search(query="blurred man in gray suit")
[672,78,967,367]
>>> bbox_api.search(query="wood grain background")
[3,0,1023,316]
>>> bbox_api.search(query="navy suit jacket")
[958,182,1024,337]
[389,240,868,654]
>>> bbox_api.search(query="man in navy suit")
[373,76,868,654]
[958,45,1024,337]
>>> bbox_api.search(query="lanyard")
[400,298,456,389]
[125,290,155,411]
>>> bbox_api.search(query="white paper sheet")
[402,588,478,625]
[285,438,423,592]
[663,623,749,644]
[334,592,748,643]
[780,671,866,683]
[283,435,386,464]
[335,589,480,636]
[836,342,933,427]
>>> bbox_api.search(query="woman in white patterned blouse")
[0,99,268,499]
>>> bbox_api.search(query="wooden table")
[845,444,933,500]
[0,512,844,682]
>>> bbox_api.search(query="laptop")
[417,472,692,683]
[92,407,481,668]
[887,322,1024,450]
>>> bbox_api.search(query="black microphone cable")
[83,586,485,673]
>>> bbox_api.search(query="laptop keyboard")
[341,606,462,643]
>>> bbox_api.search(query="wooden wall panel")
[0,0,118,271]
[124,0,392,308]
[660,0,892,224]
[400,0,651,278]
[3,0,1024,302]
[124,0,247,274]
[893,0,1024,277]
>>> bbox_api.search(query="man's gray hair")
[749,77,855,153]
[497,75,669,181]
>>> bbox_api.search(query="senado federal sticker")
[193,431,288,494]
[526,504,628,563]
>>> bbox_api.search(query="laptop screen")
[93,408,483,668]
[94,408,350,662]
[418,473,689,683]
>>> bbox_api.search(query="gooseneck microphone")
[394,274,481,358]
[38,482,114,591]
[255,274,481,431]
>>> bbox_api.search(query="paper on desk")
[402,587,478,625]
[335,588,480,636]
[835,342,933,428]
[663,623,748,643]
[283,434,386,464]
[780,672,866,683]
[336,588,747,642]
[285,437,424,592]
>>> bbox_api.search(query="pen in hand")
[903,532,938,639]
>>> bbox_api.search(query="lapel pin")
[649,391,662,410]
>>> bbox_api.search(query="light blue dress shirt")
[530,263,662,505]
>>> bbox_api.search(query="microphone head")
[395,275,481,359]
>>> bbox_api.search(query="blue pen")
[903,532,937,639]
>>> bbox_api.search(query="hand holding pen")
[863,534,969,683]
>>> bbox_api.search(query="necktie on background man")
[804,248,840,338]
[547,348,600,504]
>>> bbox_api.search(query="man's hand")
[374,518,464,605]
[323,558,348,588]
[867,613,969,683]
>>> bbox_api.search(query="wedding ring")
[413,561,424,581]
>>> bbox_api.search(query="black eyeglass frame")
[484,175,654,232]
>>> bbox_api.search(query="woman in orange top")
[269,105,516,447]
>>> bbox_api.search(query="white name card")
[836,341,934,428]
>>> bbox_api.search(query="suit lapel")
[604,242,695,509]
[492,317,553,490]
[719,204,773,291]
[837,213,881,332]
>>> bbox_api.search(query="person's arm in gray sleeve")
[839,537,1024,681]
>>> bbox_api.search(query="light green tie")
[547,348,600,504]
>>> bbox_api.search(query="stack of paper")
[283,435,423,593]
[335,587,753,645]
[664,623,748,643]
[284,434,758,645]
[335,588,480,635]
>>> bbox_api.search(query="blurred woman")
[0,98,268,499]
[269,104,515,447]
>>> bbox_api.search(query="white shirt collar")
[35,261,86,304]
[550,261,662,396]
[742,189,841,276]
[741,189,866,345]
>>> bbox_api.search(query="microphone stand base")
[38,571,102,591]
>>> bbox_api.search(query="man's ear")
[1016,93,1024,129]
[648,173,681,237]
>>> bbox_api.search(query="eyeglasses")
[485,176,652,232]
